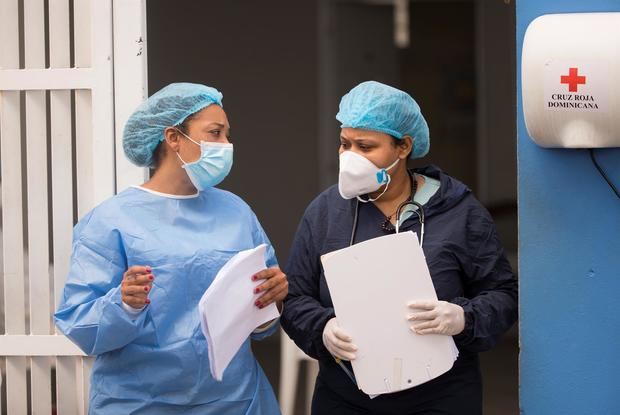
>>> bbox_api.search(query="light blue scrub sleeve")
[55,220,156,356]
[251,212,278,268]
[250,212,280,341]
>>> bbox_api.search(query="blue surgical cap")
[123,82,223,167]
[336,81,430,159]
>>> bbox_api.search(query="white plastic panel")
[522,13,620,148]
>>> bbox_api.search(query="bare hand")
[121,265,154,309]
[252,267,288,310]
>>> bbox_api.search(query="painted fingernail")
[148,275,154,281]
[145,298,151,304]
[144,286,149,292]
[255,300,262,308]
[251,275,257,281]
[254,287,261,294]
[146,266,152,272]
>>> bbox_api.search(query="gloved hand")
[322,318,358,361]
[407,300,465,336]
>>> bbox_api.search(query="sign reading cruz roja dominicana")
[545,62,607,111]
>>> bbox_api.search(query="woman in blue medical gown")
[55,83,287,414]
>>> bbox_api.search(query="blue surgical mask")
[176,130,233,191]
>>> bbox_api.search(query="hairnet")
[123,82,223,167]
[336,81,430,159]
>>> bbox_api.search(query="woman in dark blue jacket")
[280,81,518,415]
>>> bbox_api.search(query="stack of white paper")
[198,244,280,381]
[321,231,459,396]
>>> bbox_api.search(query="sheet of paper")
[321,231,458,396]
[198,244,280,381]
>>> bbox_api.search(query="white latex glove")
[322,317,358,361]
[407,300,465,336]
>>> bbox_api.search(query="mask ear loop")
[174,128,203,167]
[175,127,201,146]
[357,173,392,203]
[175,151,188,165]
[175,148,202,168]
[354,157,401,203]
[384,157,400,172]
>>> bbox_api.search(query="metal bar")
[49,2,73,319]
[0,95,26,336]
[0,0,20,69]
[5,357,28,414]
[49,0,80,412]
[0,68,94,91]
[30,356,53,414]
[78,357,94,415]
[75,0,94,217]
[56,357,80,412]
[49,0,71,69]
[74,0,92,68]
[0,335,86,356]
[75,90,94,218]
[112,0,149,192]
[90,0,117,205]
[24,0,53,412]
[50,87,73,312]
[0,2,29,411]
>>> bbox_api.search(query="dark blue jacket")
[281,166,518,411]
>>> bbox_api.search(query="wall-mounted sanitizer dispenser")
[522,12,620,149]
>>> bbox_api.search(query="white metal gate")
[0,0,147,413]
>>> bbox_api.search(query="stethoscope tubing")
[349,199,425,247]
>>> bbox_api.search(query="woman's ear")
[399,135,414,159]
[163,127,182,153]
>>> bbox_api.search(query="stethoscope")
[349,184,426,247]
[338,191,426,387]
[336,172,426,386]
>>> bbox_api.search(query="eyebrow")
[204,123,226,129]
[340,135,377,144]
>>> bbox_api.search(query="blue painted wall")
[517,1,620,414]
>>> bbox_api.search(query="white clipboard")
[321,231,458,396]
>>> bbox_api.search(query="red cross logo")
[560,67,586,92]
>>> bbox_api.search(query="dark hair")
[151,141,166,170]
[152,112,198,170]
[391,135,412,158]
[176,112,198,135]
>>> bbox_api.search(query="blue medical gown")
[54,187,281,414]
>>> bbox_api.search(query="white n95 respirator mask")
[338,151,400,202]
